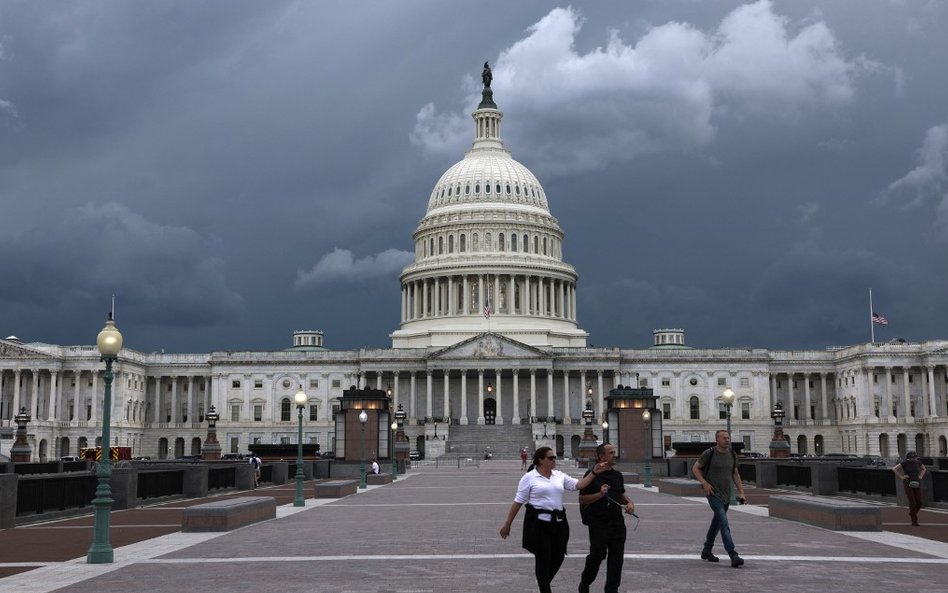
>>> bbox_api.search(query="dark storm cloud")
[1,1,947,352]
[0,202,244,328]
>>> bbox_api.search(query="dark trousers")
[580,519,626,593]
[532,518,567,593]
[903,481,923,524]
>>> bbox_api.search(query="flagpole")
[869,288,874,343]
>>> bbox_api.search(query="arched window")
[456,185,461,196]
[460,234,466,252]
[473,233,479,250]
[465,184,470,195]
[281,398,291,422]
[515,185,521,195]
[542,237,547,255]
[534,236,539,253]
[485,232,492,250]
[448,235,454,253]
[523,234,528,252]
[447,186,452,196]
[498,233,505,251]
[689,396,700,420]
[438,236,443,254]
[506,184,511,194]
[475,183,481,194]
[511,234,517,252]
[430,238,434,257]
[496,183,501,194]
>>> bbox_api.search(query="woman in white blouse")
[500,446,607,593]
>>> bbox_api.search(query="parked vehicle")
[409,450,423,461]
[60,455,81,462]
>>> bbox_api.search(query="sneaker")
[730,554,744,568]
[700,550,719,562]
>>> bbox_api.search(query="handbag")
[908,480,920,488]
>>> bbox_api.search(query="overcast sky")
[2,0,947,354]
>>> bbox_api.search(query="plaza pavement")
[1,459,947,593]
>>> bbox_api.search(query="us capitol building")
[2,68,947,463]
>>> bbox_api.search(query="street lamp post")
[87,313,123,564]
[721,388,737,504]
[390,420,398,480]
[602,420,609,444]
[642,409,652,488]
[359,409,368,489]
[293,386,307,507]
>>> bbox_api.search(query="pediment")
[0,340,54,359]
[429,333,549,360]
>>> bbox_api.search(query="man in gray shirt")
[692,429,746,567]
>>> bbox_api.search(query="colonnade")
[401,273,577,322]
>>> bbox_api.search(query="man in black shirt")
[578,444,635,593]
[893,451,927,526]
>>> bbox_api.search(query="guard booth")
[334,385,392,462]
[604,385,662,465]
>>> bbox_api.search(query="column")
[30,370,39,420]
[188,376,196,424]
[902,368,911,417]
[478,275,484,313]
[529,370,537,420]
[787,373,796,421]
[442,370,450,420]
[73,371,81,423]
[422,280,428,317]
[820,373,829,422]
[884,367,893,417]
[512,370,521,424]
[410,372,417,423]
[47,370,58,420]
[495,369,503,424]
[477,370,485,424]
[463,275,470,314]
[90,371,99,423]
[11,370,21,419]
[434,278,440,316]
[460,371,468,425]
[243,374,251,421]
[769,374,777,418]
[171,377,179,423]
[562,371,570,422]
[546,371,554,418]
[802,373,811,422]
[928,366,938,417]
[393,371,400,409]
[597,371,605,421]
[425,371,433,419]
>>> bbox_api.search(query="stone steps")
[446,424,534,459]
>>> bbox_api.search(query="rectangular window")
[793,381,798,389]
[309,405,318,422]
[717,377,726,386]
[741,403,750,420]
[719,403,727,420]
[908,375,913,383]
[230,437,239,454]
[873,375,878,384]
[740,377,749,388]
[809,380,814,388]
[254,379,263,389]
[309,379,319,389]
[331,379,341,388]
[280,436,290,445]
[231,405,240,421]
[253,405,263,422]
[661,378,670,387]
[662,403,671,420]
[167,384,172,392]
[232,380,241,389]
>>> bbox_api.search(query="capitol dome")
[391,64,588,349]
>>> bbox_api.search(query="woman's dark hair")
[526,446,554,472]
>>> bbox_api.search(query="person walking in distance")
[893,451,927,526]
[577,443,635,593]
[521,447,529,471]
[693,429,746,567]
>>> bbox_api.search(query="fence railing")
[138,470,184,500]
[837,466,897,496]
[208,466,236,490]
[776,464,812,488]
[16,473,96,516]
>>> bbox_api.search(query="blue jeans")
[703,495,736,555]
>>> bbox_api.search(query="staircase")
[444,424,534,459]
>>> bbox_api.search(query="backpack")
[251,457,261,468]
[699,447,736,474]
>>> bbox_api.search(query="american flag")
[484,301,492,318]
[871,312,889,326]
